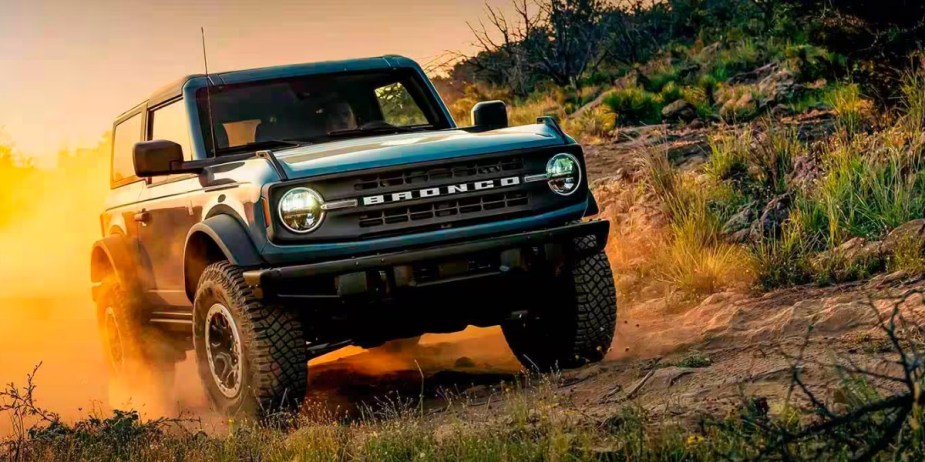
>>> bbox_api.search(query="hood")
[273,124,567,179]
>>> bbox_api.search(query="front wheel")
[193,261,308,419]
[502,237,617,371]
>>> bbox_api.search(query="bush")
[604,87,663,125]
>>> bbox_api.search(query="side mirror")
[133,140,190,177]
[471,100,508,130]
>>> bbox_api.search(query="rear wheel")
[96,275,177,399]
[193,261,308,419]
[502,237,617,371]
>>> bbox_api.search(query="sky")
[0,0,514,165]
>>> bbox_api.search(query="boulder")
[661,99,697,122]
[790,153,824,190]
[811,237,885,281]
[729,62,780,85]
[830,237,884,265]
[749,194,792,241]
[723,202,757,240]
[720,92,757,119]
[687,119,706,130]
[882,219,925,255]
[756,69,800,107]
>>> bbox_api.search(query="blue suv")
[90,56,617,418]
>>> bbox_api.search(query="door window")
[111,113,143,187]
[150,100,193,160]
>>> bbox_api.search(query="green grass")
[673,353,713,368]
[7,371,925,461]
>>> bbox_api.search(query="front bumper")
[243,220,609,300]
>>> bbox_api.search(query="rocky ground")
[307,272,924,427]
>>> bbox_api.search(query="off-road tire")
[502,236,617,371]
[193,261,307,419]
[95,275,177,396]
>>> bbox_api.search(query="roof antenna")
[201,26,218,157]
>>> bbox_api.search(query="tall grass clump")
[703,39,762,82]
[707,123,803,198]
[799,131,925,246]
[900,67,925,132]
[562,105,617,141]
[826,83,870,134]
[752,124,802,195]
[706,129,752,184]
[639,149,755,297]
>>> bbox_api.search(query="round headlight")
[278,187,325,234]
[546,153,581,196]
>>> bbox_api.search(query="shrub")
[603,87,663,125]
[659,81,684,104]
[641,58,681,93]
[703,39,763,82]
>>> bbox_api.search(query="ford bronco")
[90,55,617,418]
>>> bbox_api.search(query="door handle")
[133,211,150,223]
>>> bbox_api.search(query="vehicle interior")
[196,70,445,155]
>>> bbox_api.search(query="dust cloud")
[0,139,118,434]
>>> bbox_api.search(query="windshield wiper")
[215,139,304,155]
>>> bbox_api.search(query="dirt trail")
[307,274,924,423]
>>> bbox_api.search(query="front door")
[136,177,201,304]
[135,98,200,306]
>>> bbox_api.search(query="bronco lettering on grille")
[362,176,522,206]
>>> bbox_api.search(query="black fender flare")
[90,234,142,301]
[583,191,600,216]
[183,214,264,301]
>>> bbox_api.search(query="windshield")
[196,69,449,155]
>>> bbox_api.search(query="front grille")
[354,157,524,192]
[358,192,528,228]
[269,148,587,244]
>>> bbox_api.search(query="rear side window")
[150,100,193,160]
[111,113,143,187]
